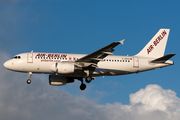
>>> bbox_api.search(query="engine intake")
[49,75,74,86]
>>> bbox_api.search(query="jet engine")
[50,62,82,74]
[49,75,74,86]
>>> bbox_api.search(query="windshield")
[12,56,21,59]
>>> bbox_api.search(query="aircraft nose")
[3,61,10,69]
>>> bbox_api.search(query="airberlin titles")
[147,30,167,54]
[35,53,67,58]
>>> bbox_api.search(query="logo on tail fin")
[147,30,167,54]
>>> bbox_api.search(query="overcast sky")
[0,0,180,120]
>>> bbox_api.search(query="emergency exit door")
[133,57,139,68]
[27,53,33,63]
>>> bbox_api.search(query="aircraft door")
[27,53,33,63]
[133,57,139,68]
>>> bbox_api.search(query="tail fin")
[136,29,170,58]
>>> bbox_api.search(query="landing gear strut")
[84,70,93,83]
[27,72,32,84]
[78,76,94,90]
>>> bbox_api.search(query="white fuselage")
[3,52,173,78]
[3,29,175,90]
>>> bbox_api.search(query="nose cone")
[3,61,10,69]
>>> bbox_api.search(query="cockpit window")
[13,56,17,59]
[12,56,21,59]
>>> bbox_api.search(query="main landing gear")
[79,78,86,90]
[79,76,93,90]
[85,76,92,83]
[27,72,32,84]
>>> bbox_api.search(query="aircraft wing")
[75,40,124,66]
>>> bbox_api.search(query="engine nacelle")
[49,75,74,86]
[50,63,75,74]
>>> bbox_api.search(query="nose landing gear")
[27,72,32,84]
[27,79,31,84]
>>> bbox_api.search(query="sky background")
[0,0,180,120]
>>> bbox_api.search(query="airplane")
[3,29,175,90]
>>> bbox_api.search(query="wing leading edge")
[76,39,125,64]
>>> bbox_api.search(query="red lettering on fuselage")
[36,53,46,57]
[36,53,67,58]
[54,54,60,58]
[48,54,54,58]
[61,54,67,58]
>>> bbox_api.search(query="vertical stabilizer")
[136,29,170,58]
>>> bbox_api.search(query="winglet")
[119,39,125,45]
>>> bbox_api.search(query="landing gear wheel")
[85,76,92,83]
[80,83,86,90]
[27,79,31,84]
[27,72,32,84]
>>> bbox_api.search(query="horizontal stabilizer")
[150,54,176,63]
